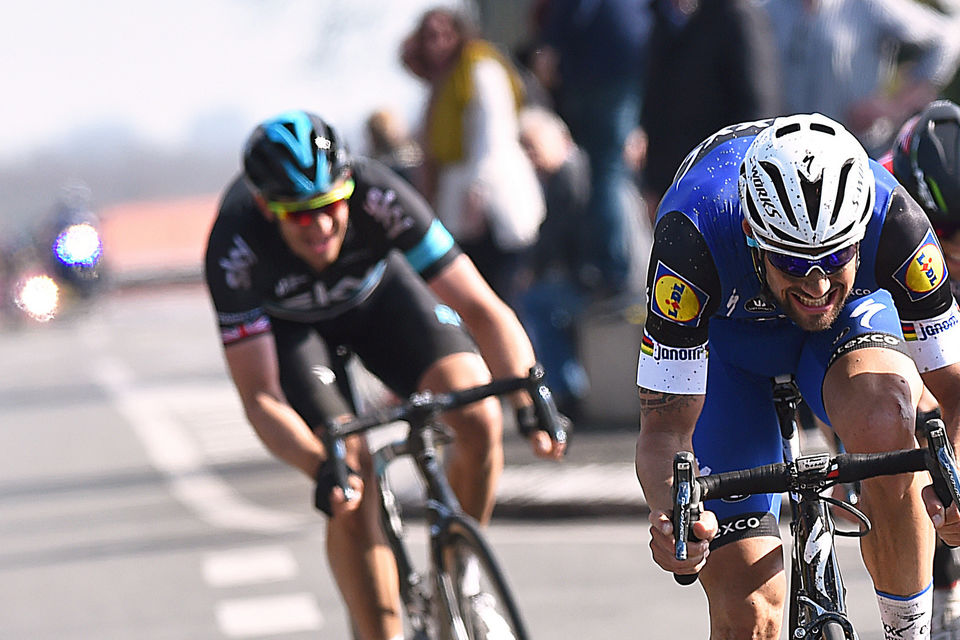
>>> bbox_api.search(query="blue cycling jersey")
[637,120,958,396]
[636,120,960,545]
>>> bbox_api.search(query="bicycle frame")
[327,353,558,640]
[673,376,960,639]
[772,375,858,639]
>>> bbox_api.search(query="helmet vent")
[829,162,853,225]
[760,161,799,228]
[775,123,802,137]
[800,174,822,229]
[811,123,836,135]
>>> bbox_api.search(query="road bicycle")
[324,359,568,640]
[671,374,960,639]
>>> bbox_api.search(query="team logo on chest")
[894,229,947,301]
[650,261,710,326]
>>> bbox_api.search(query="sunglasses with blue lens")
[765,244,858,278]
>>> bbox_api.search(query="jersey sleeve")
[875,186,960,372]
[203,181,273,346]
[637,211,722,394]
[353,158,462,281]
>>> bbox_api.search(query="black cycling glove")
[515,404,572,442]
[313,456,360,517]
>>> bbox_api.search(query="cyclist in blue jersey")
[204,110,566,640]
[635,113,960,639]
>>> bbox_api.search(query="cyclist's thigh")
[344,257,480,397]
[796,289,914,427]
[695,355,783,551]
[269,317,352,430]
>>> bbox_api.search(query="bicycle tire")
[433,516,528,640]
[819,620,847,640]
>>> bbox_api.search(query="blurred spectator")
[640,0,782,222]
[760,0,960,155]
[517,106,594,416]
[537,0,651,296]
[364,107,424,187]
[401,7,545,304]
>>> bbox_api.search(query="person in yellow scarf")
[402,7,545,304]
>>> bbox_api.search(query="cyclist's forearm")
[243,393,325,479]
[920,363,960,448]
[636,388,703,512]
[636,428,695,513]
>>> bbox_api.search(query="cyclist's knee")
[447,398,503,454]
[826,372,917,452]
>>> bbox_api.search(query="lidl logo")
[894,230,947,301]
[651,262,709,326]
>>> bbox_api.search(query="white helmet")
[739,113,875,260]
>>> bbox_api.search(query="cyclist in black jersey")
[635,113,960,639]
[204,110,566,640]
[885,99,960,639]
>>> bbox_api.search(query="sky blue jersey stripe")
[405,220,455,273]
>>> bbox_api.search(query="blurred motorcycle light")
[53,223,103,268]
[15,274,60,322]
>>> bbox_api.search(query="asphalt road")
[0,283,888,639]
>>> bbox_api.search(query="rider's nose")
[313,213,334,234]
[800,270,831,297]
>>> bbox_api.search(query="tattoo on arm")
[638,388,700,418]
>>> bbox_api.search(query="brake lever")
[924,419,960,509]
[525,364,569,445]
[672,451,702,585]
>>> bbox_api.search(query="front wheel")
[819,621,848,640]
[433,517,528,640]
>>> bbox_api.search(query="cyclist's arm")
[427,252,537,388]
[223,333,324,480]
[920,363,960,450]
[636,390,703,515]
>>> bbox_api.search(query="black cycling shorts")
[270,254,479,431]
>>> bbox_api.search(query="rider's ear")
[251,192,276,222]
[741,218,753,238]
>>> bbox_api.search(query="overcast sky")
[0,0,466,162]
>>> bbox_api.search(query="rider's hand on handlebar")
[328,474,365,518]
[922,484,960,547]
[649,508,717,576]
[515,405,569,460]
[313,457,363,517]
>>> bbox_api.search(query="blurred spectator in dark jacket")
[536,0,651,296]
[641,0,782,222]
[761,0,960,155]
[517,106,595,417]
[364,108,425,188]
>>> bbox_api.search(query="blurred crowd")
[364,0,960,418]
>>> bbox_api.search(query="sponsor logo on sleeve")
[894,230,947,301]
[364,187,414,239]
[902,308,960,342]
[639,331,708,362]
[650,261,710,327]
[219,235,257,290]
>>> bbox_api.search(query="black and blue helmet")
[243,110,351,200]
[892,100,960,224]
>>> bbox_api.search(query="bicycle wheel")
[432,516,528,640]
[819,620,847,640]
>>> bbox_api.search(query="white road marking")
[203,546,298,587]
[90,355,307,533]
[215,593,323,637]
